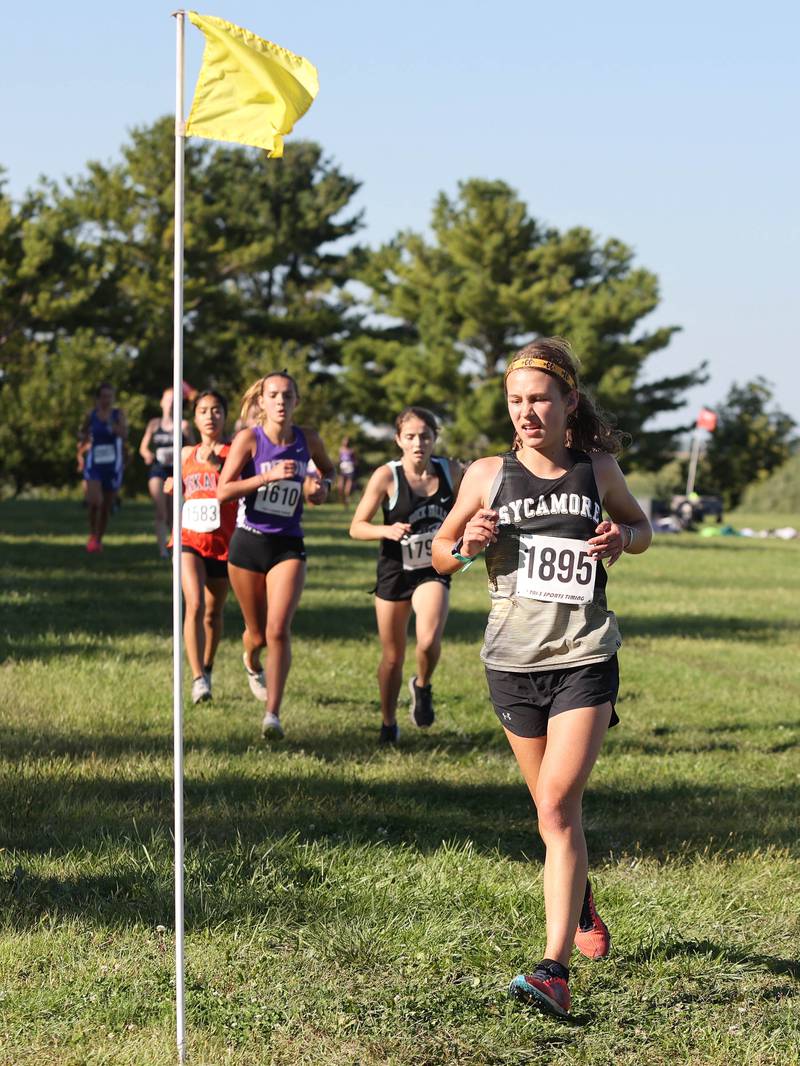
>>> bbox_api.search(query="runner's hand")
[588,520,626,566]
[384,522,412,542]
[462,509,499,557]
[263,459,297,484]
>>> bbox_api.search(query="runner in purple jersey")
[217,370,335,739]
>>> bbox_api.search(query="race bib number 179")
[516,534,596,605]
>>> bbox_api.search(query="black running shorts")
[485,655,620,738]
[373,559,451,602]
[228,527,306,574]
[181,544,229,580]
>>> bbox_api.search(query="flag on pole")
[185,12,319,157]
[696,407,717,431]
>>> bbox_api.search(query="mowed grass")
[0,499,798,1066]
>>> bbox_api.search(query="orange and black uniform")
[178,445,237,577]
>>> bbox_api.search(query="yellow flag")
[185,12,319,158]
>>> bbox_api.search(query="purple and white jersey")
[237,425,310,537]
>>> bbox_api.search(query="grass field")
[1,499,798,1065]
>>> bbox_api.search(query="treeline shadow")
[622,612,797,641]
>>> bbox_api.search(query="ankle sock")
[537,958,569,982]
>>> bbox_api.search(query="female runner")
[349,408,461,744]
[165,390,237,704]
[432,338,651,1018]
[78,382,128,553]
[139,388,191,559]
[216,371,335,738]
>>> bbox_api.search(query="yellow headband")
[504,356,577,392]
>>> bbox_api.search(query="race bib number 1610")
[516,534,597,605]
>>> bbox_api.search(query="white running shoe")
[191,675,211,704]
[261,712,284,739]
[243,653,267,701]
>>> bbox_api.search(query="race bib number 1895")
[516,534,596,604]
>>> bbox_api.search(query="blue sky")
[3,1,798,429]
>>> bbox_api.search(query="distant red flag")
[696,407,717,431]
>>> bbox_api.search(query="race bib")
[182,498,220,533]
[400,531,434,571]
[339,460,355,476]
[516,534,597,604]
[92,443,116,464]
[254,478,302,517]
[155,446,173,467]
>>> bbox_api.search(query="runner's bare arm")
[216,428,271,503]
[588,453,652,565]
[139,419,156,463]
[348,466,410,542]
[432,457,502,574]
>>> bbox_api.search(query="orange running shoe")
[574,880,611,960]
[509,962,571,1018]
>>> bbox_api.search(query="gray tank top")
[480,450,621,672]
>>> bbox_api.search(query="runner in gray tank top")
[432,337,651,1019]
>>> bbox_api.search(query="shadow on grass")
[627,937,800,983]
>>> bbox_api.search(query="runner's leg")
[410,580,449,686]
[516,704,612,967]
[181,552,206,679]
[203,575,229,671]
[229,563,267,674]
[375,597,412,726]
[263,558,306,718]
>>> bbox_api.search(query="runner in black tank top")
[432,339,651,1019]
[349,407,462,744]
[139,387,191,559]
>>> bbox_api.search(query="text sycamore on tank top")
[481,450,621,672]
[237,425,310,538]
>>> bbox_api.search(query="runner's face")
[161,389,174,418]
[96,387,114,411]
[396,417,436,464]
[259,377,297,424]
[194,399,225,441]
[506,368,576,450]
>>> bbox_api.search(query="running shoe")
[408,676,435,728]
[86,535,101,553]
[379,722,400,745]
[243,653,267,702]
[261,711,284,739]
[203,666,213,697]
[509,962,571,1018]
[191,675,211,704]
[574,881,611,960]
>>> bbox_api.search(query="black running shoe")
[379,722,399,745]
[408,676,435,728]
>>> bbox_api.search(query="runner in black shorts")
[433,337,651,1019]
[349,407,462,744]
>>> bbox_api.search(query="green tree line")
[1,116,705,493]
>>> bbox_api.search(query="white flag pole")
[172,9,187,1064]
[685,429,702,497]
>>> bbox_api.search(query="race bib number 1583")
[516,534,596,605]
